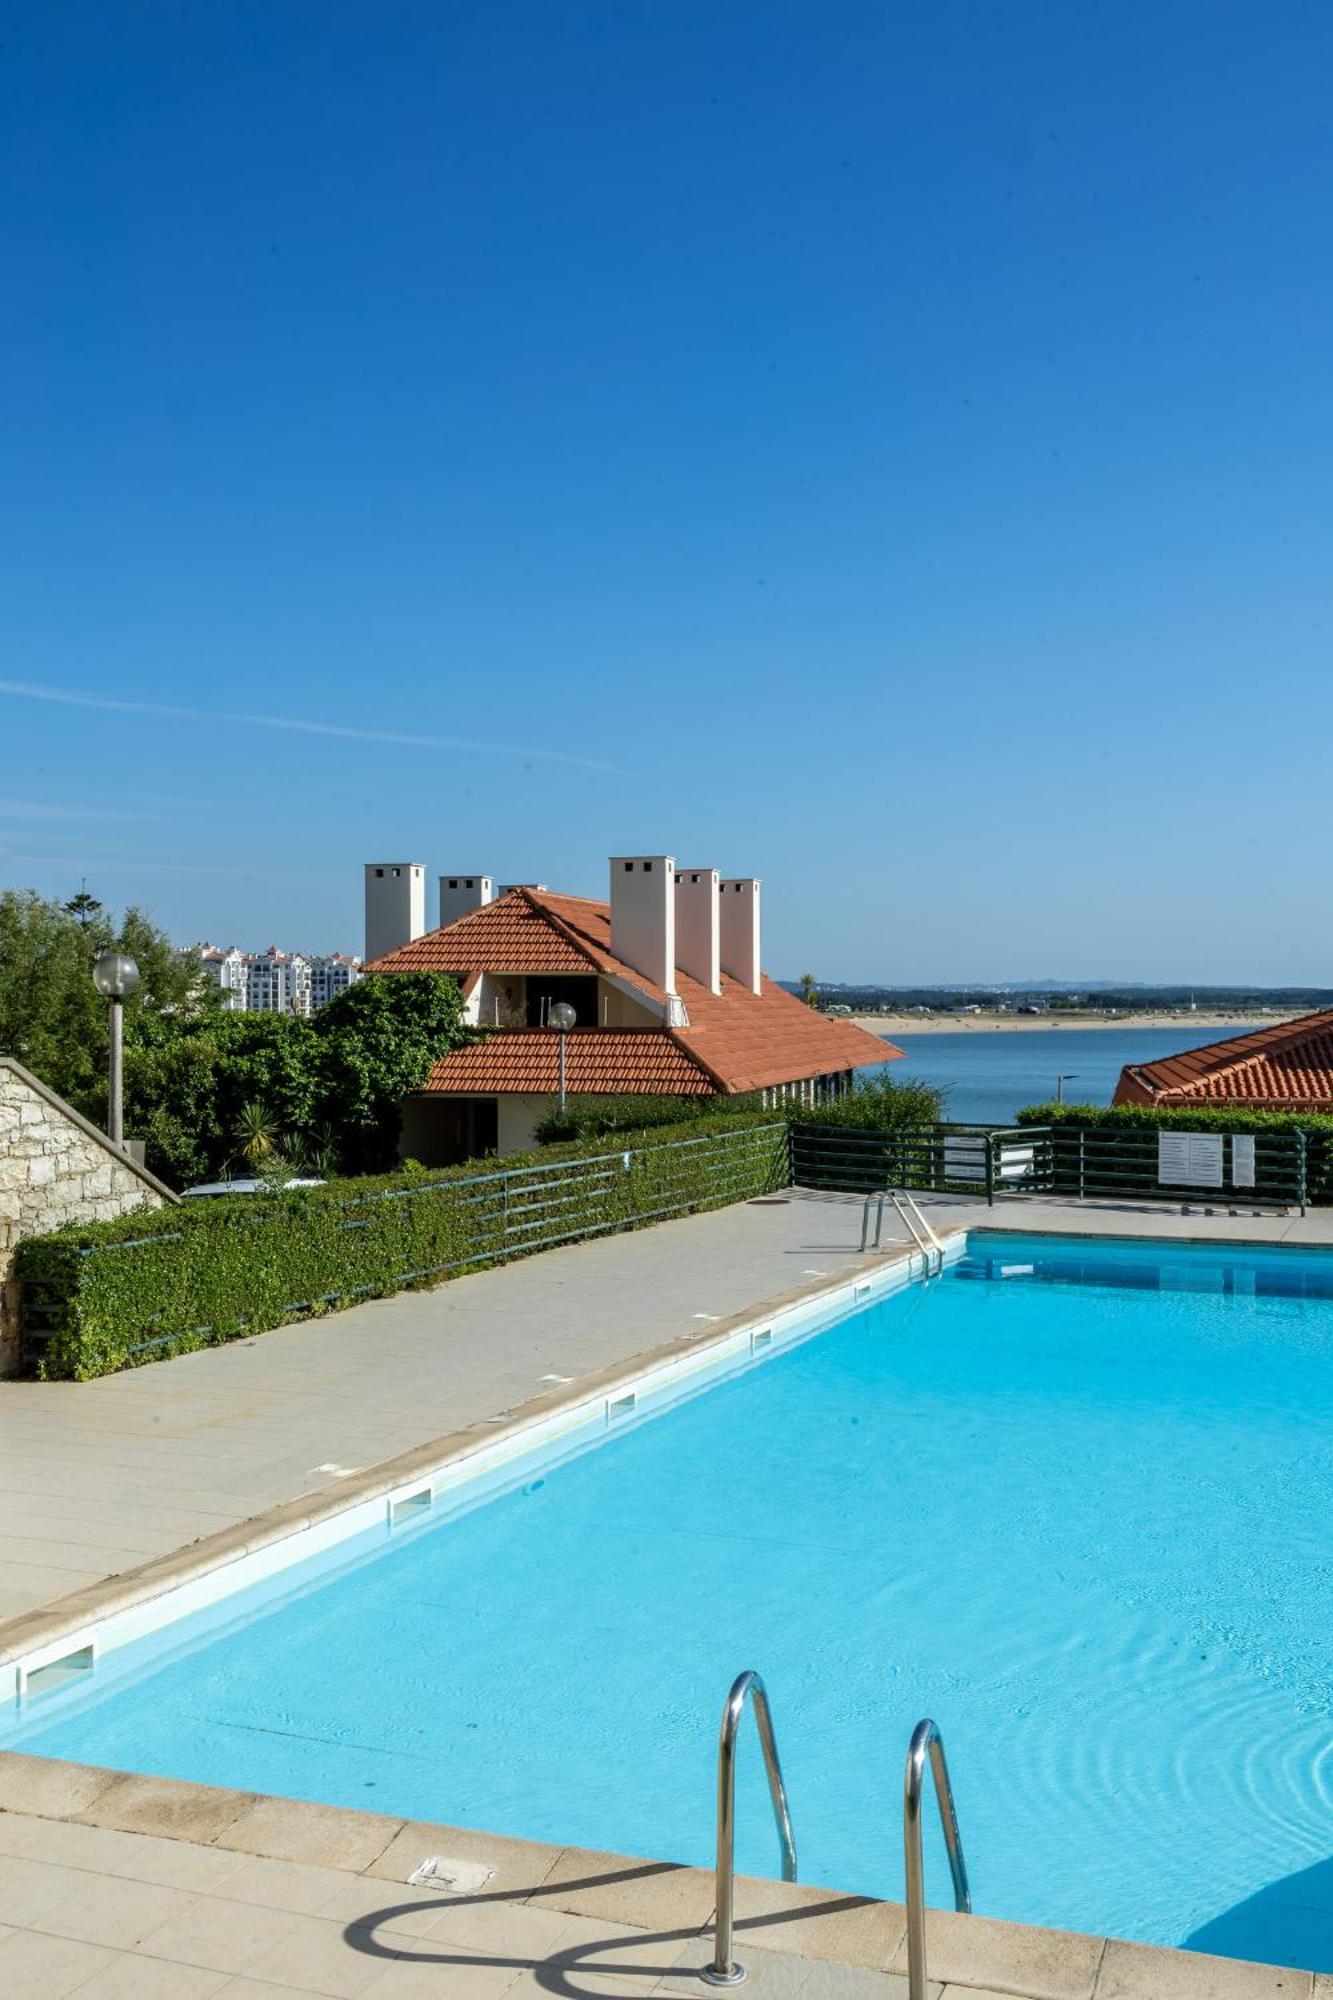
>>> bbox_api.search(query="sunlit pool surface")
[9,1231,1333,1971]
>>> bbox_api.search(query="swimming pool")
[7,1230,1333,1972]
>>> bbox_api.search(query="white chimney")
[674,868,720,993]
[438,874,493,927]
[364,862,426,962]
[609,854,676,993]
[719,877,762,993]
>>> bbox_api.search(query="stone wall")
[0,1057,175,1374]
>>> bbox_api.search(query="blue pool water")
[10,1232,1333,1970]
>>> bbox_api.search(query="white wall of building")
[364,862,426,962]
[674,868,721,992]
[609,855,676,993]
[719,877,762,992]
[496,1094,553,1154]
[438,874,493,927]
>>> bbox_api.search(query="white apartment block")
[245,947,312,1016]
[308,952,361,1009]
[183,944,247,1010]
[178,944,361,1015]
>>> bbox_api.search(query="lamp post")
[1055,1072,1079,1106]
[91,951,140,1147]
[548,1001,577,1115]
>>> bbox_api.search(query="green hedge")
[1016,1100,1333,1136]
[1015,1100,1333,1204]
[18,1112,789,1381]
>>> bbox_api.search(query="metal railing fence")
[20,1121,790,1373]
[790,1123,1054,1201]
[792,1120,1312,1213]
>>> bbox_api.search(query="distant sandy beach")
[849,1011,1296,1037]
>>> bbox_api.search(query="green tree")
[308,972,471,1174]
[0,887,206,1119]
[798,972,820,1009]
[119,970,471,1186]
[235,1099,280,1168]
[123,1009,320,1185]
[63,885,104,930]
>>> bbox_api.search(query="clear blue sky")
[3,2,1331,983]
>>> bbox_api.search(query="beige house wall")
[0,1057,176,1375]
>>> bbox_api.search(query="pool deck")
[0,1752,1319,2000]
[4,1188,1333,1999]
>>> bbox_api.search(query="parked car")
[181,1177,326,1199]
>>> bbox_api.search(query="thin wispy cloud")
[0,799,164,824]
[1,846,308,882]
[0,679,622,773]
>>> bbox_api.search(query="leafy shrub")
[1014,1101,1332,1203]
[533,1092,766,1144]
[793,1074,945,1129]
[18,1111,788,1380]
[123,972,473,1187]
[1016,1100,1333,1134]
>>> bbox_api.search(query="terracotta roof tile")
[1113,1010,1333,1112]
[418,1030,715,1096]
[372,884,900,1096]
[366,891,598,977]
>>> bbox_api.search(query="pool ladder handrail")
[903,1718,971,2000]
[701,1670,798,1986]
[860,1188,945,1276]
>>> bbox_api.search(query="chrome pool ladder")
[860,1188,945,1276]
[903,1718,971,2000]
[701,1671,798,1985]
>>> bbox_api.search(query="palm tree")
[799,972,820,1010]
[235,1100,279,1169]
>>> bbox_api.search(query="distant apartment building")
[178,944,361,1015]
[308,952,361,1009]
[245,947,312,1016]
[191,944,247,1010]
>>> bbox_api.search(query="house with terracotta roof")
[1113,1010,1333,1113]
[363,855,899,1162]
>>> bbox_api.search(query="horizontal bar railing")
[21,1122,792,1368]
[792,1121,1312,1211]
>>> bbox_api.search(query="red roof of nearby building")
[372,887,899,1097]
[1114,1010,1333,1111]
[419,1030,716,1097]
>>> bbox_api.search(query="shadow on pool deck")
[1186,1856,1333,1974]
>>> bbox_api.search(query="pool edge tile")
[1094,1936,1313,1999]
[888,1906,1105,2000]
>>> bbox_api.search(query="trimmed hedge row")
[1016,1100,1333,1203]
[18,1113,789,1381]
[1016,1100,1333,1135]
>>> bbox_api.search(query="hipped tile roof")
[1113,1010,1333,1111]
[420,1030,715,1097]
[371,886,899,1098]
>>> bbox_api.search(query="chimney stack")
[674,869,720,993]
[438,874,493,927]
[609,855,676,993]
[719,877,762,993]
[364,863,426,963]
